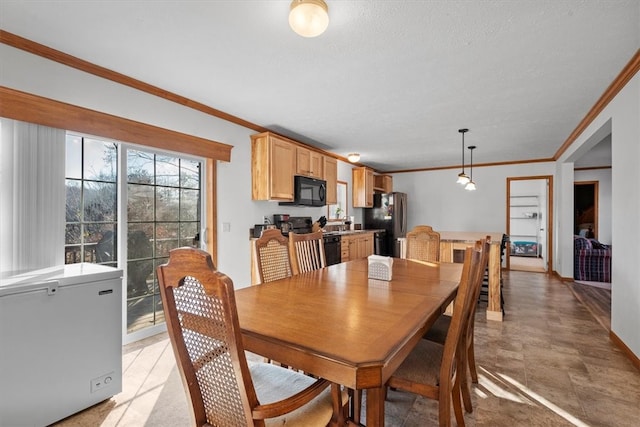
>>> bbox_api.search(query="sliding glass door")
[65,133,203,341]
[125,149,201,335]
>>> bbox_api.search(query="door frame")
[506,175,553,272]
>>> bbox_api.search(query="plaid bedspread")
[574,236,611,282]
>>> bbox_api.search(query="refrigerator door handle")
[399,194,406,235]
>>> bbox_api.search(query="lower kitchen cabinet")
[341,232,374,262]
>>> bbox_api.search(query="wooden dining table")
[235,258,463,426]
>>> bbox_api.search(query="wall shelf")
[509,195,541,257]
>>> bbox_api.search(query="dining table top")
[438,231,504,244]
[235,258,462,391]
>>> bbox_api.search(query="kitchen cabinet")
[296,147,323,178]
[341,232,374,262]
[340,237,350,262]
[374,174,393,193]
[352,167,374,208]
[324,156,338,205]
[251,132,296,201]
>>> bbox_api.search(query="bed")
[510,241,540,257]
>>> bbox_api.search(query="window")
[65,134,203,337]
[327,181,348,221]
[65,134,118,266]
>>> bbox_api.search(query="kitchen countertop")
[322,229,385,236]
[250,229,386,240]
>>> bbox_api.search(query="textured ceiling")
[1,1,637,171]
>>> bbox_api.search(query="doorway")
[507,176,553,273]
[574,181,598,238]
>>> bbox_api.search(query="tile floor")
[54,270,640,426]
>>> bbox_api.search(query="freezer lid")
[0,263,122,296]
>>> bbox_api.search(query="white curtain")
[0,118,66,273]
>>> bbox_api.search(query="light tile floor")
[54,270,640,426]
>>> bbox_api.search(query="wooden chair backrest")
[406,227,441,262]
[410,225,433,233]
[289,231,327,275]
[255,229,292,284]
[157,248,258,426]
[466,238,490,343]
[439,244,483,399]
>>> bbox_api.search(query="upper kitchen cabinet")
[374,174,393,193]
[352,167,374,208]
[251,132,296,201]
[324,156,338,205]
[296,147,323,178]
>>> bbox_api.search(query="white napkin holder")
[368,255,393,281]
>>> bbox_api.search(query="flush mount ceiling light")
[347,153,360,163]
[289,0,329,38]
[465,145,477,191]
[456,128,470,185]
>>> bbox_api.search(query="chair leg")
[348,388,362,424]
[438,390,452,427]
[458,356,473,414]
[468,337,479,384]
[330,383,347,426]
[451,380,466,427]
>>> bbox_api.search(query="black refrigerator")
[363,192,408,257]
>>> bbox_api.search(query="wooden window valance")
[0,86,233,162]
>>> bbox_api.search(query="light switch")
[223,222,231,232]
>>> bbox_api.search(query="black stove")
[274,216,313,236]
[277,216,341,266]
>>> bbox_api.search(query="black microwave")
[279,176,326,207]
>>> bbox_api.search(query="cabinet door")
[353,167,374,208]
[296,147,323,178]
[341,236,351,262]
[366,170,374,207]
[354,234,373,259]
[252,132,295,201]
[324,157,338,205]
[310,151,323,178]
[269,138,296,199]
[362,233,374,258]
[296,147,311,176]
[354,236,363,260]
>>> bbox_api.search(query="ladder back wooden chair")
[288,231,327,275]
[479,233,508,315]
[386,244,484,427]
[406,226,441,263]
[423,238,490,415]
[254,229,292,284]
[157,247,346,427]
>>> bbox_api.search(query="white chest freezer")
[0,263,123,427]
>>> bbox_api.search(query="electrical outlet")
[263,216,270,224]
[90,371,115,393]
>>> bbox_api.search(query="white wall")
[558,72,640,358]
[4,42,639,359]
[391,162,555,233]
[574,169,612,244]
[0,44,351,289]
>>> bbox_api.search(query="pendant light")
[289,0,329,38]
[465,145,477,191]
[456,128,470,185]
